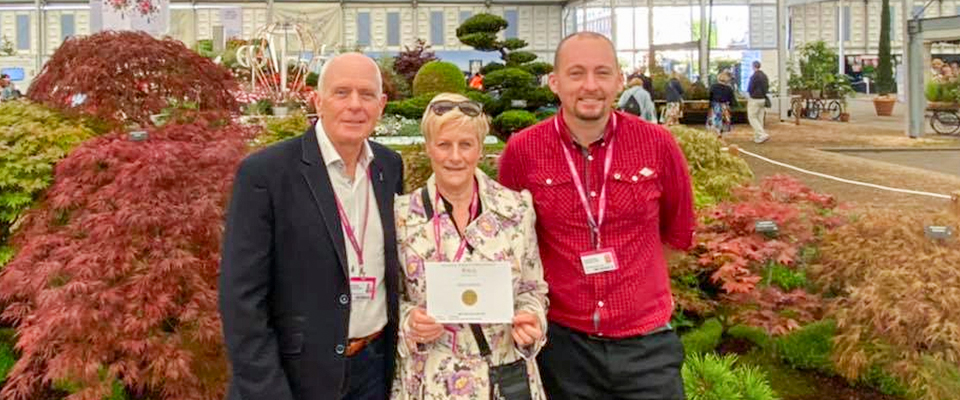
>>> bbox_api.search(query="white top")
[316,121,387,339]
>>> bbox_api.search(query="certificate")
[425,261,514,324]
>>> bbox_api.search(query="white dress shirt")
[316,122,387,339]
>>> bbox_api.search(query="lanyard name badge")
[432,182,480,263]
[554,114,621,275]
[334,169,376,302]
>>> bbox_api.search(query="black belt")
[585,323,672,342]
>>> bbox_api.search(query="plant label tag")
[925,225,953,240]
[755,220,779,236]
[580,248,619,275]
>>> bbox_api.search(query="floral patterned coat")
[391,170,549,400]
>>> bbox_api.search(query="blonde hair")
[420,93,489,145]
[718,72,732,84]
[627,78,644,88]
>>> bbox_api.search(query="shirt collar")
[555,108,619,149]
[315,119,375,168]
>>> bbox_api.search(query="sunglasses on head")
[429,100,483,117]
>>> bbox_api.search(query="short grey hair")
[317,53,383,95]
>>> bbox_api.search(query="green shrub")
[520,62,553,77]
[534,109,556,121]
[726,324,773,351]
[777,320,835,374]
[254,113,310,147]
[480,62,505,75]
[412,61,466,96]
[668,126,753,208]
[683,353,779,400]
[385,94,437,120]
[0,328,16,382]
[681,318,724,355]
[483,68,536,90]
[0,101,96,249]
[926,81,942,102]
[763,262,808,292]
[504,51,537,66]
[464,89,495,112]
[492,110,538,136]
[861,365,909,397]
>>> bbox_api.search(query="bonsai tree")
[456,13,555,137]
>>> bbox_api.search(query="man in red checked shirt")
[499,31,696,400]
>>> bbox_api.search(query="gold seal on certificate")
[461,289,478,306]
[425,261,514,323]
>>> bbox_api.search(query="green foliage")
[667,126,753,207]
[681,318,724,355]
[481,62,505,75]
[464,89,495,111]
[457,14,509,37]
[683,353,779,400]
[492,110,538,136]
[413,61,466,97]
[877,0,894,94]
[520,62,553,77]
[458,33,500,52]
[306,72,319,88]
[534,108,557,121]
[377,56,413,100]
[0,245,13,268]
[789,41,839,94]
[504,51,538,66]
[0,328,15,382]
[502,38,528,50]
[912,355,960,400]
[861,365,909,397]
[255,113,310,147]
[0,101,96,247]
[726,324,773,351]
[483,68,536,90]
[763,262,808,292]
[777,320,835,374]
[927,81,960,103]
[384,94,436,120]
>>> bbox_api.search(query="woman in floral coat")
[391,93,549,400]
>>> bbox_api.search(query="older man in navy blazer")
[219,53,404,400]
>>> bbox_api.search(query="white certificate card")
[424,261,514,324]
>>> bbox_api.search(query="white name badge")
[580,249,619,275]
[350,277,376,301]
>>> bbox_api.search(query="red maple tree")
[0,117,258,400]
[27,31,240,128]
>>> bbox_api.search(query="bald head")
[318,52,383,95]
[553,32,617,72]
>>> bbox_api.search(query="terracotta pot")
[873,95,896,116]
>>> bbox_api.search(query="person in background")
[661,71,684,125]
[469,73,484,90]
[618,78,657,122]
[1,74,18,101]
[707,72,737,137]
[746,61,770,144]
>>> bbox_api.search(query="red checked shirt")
[498,110,695,338]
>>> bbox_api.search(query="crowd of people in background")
[932,58,960,83]
[0,74,21,102]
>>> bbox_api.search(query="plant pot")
[839,112,850,122]
[873,95,896,116]
[273,106,289,117]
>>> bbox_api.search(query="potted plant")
[873,0,896,116]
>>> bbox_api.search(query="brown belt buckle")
[346,330,382,357]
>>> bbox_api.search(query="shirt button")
[632,175,639,182]
[590,191,597,198]
[598,301,604,307]
[339,294,349,305]
[335,344,345,354]
[614,173,621,180]
[587,155,594,161]
[597,332,604,337]
[546,178,553,185]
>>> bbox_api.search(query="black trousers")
[341,335,387,400]
[538,322,685,400]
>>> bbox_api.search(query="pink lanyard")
[433,182,480,262]
[333,169,373,271]
[554,113,617,249]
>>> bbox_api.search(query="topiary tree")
[412,61,466,97]
[492,110,538,140]
[876,0,894,95]
[27,31,240,128]
[0,117,260,400]
[457,13,555,133]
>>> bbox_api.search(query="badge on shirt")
[350,277,376,301]
[580,248,619,275]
